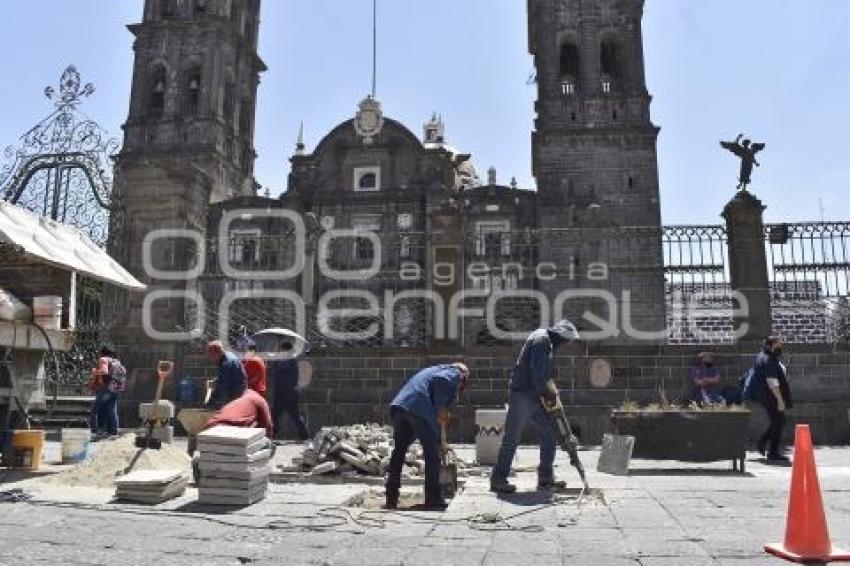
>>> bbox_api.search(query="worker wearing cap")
[386,362,470,511]
[490,320,580,494]
[205,340,247,409]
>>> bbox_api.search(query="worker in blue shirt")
[491,320,580,494]
[743,336,793,461]
[386,362,470,510]
[205,340,247,409]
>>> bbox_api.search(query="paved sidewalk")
[1,443,849,565]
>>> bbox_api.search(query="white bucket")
[475,409,507,465]
[61,429,91,463]
[33,296,62,330]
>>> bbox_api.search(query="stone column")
[722,191,772,342]
[429,202,463,353]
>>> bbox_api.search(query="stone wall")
[136,342,850,446]
[290,344,850,446]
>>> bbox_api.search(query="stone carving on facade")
[353,96,385,144]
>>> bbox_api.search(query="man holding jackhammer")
[490,320,580,494]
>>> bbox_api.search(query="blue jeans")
[90,389,119,435]
[491,389,557,482]
[273,388,310,441]
[386,407,442,504]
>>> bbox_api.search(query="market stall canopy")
[0,201,145,291]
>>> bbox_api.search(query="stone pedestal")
[722,191,772,341]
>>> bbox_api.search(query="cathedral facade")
[113,0,666,350]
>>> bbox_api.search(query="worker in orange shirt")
[242,343,268,398]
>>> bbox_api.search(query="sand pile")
[40,434,191,489]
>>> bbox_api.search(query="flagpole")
[372,0,377,98]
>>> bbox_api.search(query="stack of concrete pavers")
[114,470,189,504]
[139,400,175,444]
[196,426,270,505]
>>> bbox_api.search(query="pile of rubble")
[291,424,426,478]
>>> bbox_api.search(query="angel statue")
[720,134,765,191]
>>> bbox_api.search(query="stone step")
[28,396,93,429]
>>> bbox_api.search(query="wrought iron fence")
[766,221,850,299]
[663,222,850,344]
[1,67,121,396]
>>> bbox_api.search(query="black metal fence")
[664,222,850,344]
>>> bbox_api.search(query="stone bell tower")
[111,0,265,341]
[528,0,665,339]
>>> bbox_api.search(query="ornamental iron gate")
[1,66,122,396]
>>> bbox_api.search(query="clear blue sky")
[0,1,848,224]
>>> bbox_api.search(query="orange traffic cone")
[765,424,850,563]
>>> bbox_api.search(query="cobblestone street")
[2,445,849,565]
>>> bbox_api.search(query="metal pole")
[372,0,377,98]
[51,166,63,221]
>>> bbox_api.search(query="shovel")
[135,361,173,450]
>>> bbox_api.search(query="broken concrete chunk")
[310,461,339,475]
[294,423,429,477]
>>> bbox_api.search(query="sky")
[0,1,848,225]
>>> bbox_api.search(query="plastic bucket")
[33,296,62,330]
[475,409,507,465]
[61,429,91,463]
[12,430,45,470]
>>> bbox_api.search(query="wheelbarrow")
[177,408,216,456]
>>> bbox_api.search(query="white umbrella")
[252,328,309,358]
[254,328,307,342]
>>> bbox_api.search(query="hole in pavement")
[344,483,466,511]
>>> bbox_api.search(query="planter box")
[611,410,751,473]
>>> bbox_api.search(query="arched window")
[399,235,411,259]
[559,42,580,96]
[149,67,167,118]
[160,0,176,19]
[184,67,202,116]
[354,167,381,191]
[194,0,210,17]
[600,73,612,94]
[239,97,253,137]
[359,173,377,190]
[600,41,620,92]
[244,15,256,46]
[355,237,375,261]
[223,81,235,123]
